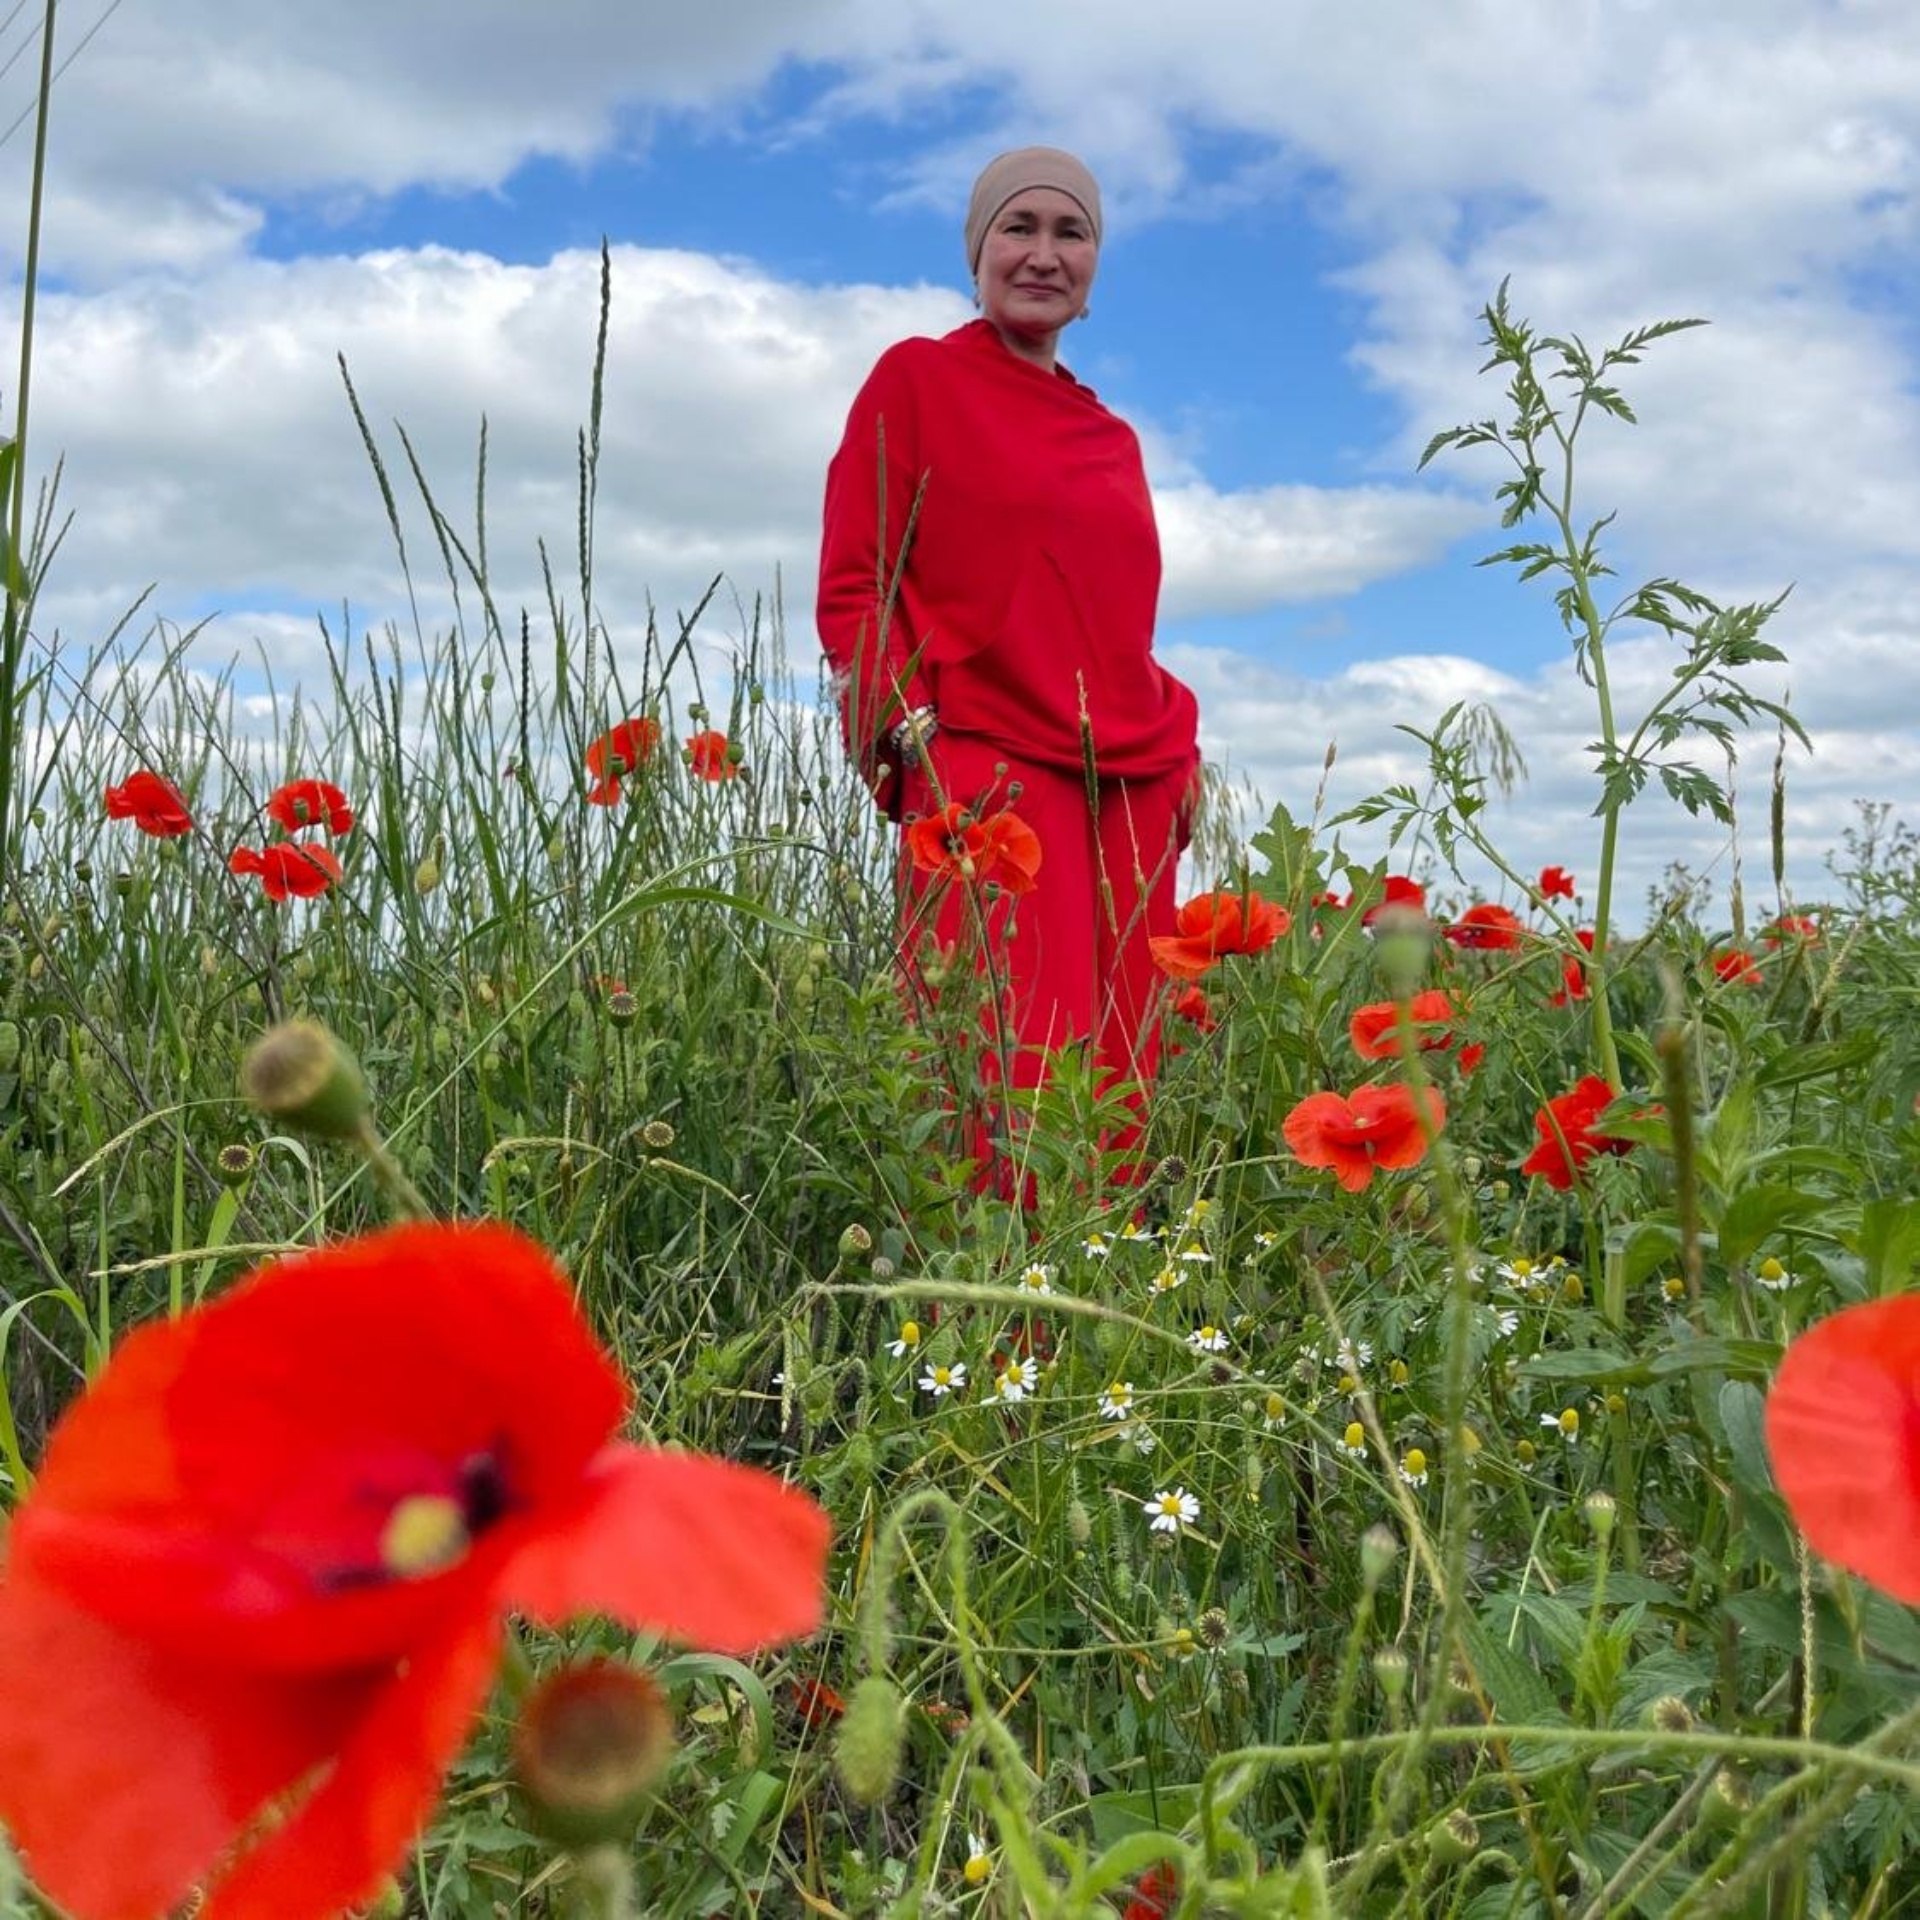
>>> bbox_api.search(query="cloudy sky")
[5,0,1917,914]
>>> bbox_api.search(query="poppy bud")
[834,1674,905,1807]
[239,1019,368,1141]
[73,860,92,884]
[513,1659,675,1848]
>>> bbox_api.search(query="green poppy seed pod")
[688,701,709,723]
[1461,1153,1484,1182]
[871,1255,896,1281]
[1196,1607,1230,1651]
[838,1223,873,1258]
[72,860,92,885]
[239,1020,368,1141]
[1698,1767,1753,1834]
[112,870,134,900]
[0,1021,18,1074]
[1489,1179,1511,1203]
[215,1142,256,1189]
[1427,1808,1480,1866]
[606,990,638,1027]
[1360,1524,1400,1589]
[1647,1694,1695,1736]
[479,672,495,693]
[513,1659,675,1848]
[1372,1646,1410,1698]
[834,1675,905,1807]
[1582,1491,1617,1541]
[641,1119,675,1150]
[547,832,566,864]
[748,683,766,706]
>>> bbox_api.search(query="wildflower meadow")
[3,229,1920,1920]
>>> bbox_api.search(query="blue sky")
[4,0,1918,907]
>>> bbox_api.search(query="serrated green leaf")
[1718,1379,1773,1495]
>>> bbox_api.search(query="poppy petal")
[200,1616,501,1920]
[1766,1298,1920,1603]
[503,1445,830,1654]
[0,1574,376,1920]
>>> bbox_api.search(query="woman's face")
[976,188,1099,353]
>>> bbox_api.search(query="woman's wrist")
[886,705,939,766]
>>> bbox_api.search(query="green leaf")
[1718,1379,1774,1496]
[1717,1184,1830,1270]
[1750,1031,1880,1090]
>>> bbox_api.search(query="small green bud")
[834,1675,905,1807]
[413,854,441,895]
[1582,1491,1617,1541]
[1066,1496,1092,1546]
[1427,1807,1480,1866]
[239,1020,367,1141]
[1372,1646,1410,1697]
[72,860,93,884]
[1360,1524,1400,1588]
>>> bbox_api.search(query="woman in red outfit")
[817,146,1202,1138]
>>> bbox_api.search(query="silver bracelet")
[887,705,938,766]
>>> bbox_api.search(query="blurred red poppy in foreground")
[1123,1861,1181,1920]
[104,769,193,838]
[1711,949,1762,987]
[685,729,739,781]
[584,716,662,806]
[1282,1082,1445,1193]
[266,778,355,836]
[1763,914,1820,946]
[1767,1296,1920,1602]
[1520,1074,1638,1189]
[1348,988,1461,1060]
[1150,889,1289,981]
[1538,865,1576,901]
[1354,874,1426,926]
[0,1222,829,1920]
[906,802,1043,894]
[1444,902,1525,950]
[229,840,344,902]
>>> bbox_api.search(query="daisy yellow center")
[964,1854,991,1886]
[1758,1257,1786,1282]
[380,1493,470,1578]
[932,1366,953,1385]
[1403,1449,1428,1478]
[1344,1422,1365,1450]
[1264,1392,1287,1420]
[1558,1408,1580,1435]
[1156,1494,1183,1517]
[899,1321,920,1345]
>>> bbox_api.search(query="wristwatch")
[887,705,939,767]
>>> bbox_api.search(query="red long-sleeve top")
[817,320,1199,812]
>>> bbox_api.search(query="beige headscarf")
[964,147,1103,273]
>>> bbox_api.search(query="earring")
[1076,305,1091,322]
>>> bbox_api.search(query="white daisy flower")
[1117,1220,1159,1245]
[1143,1487,1201,1533]
[1149,1264,1186,1296]
[1175,1239,1213,1265]
[995,1357,1039,1403]
[1398,1448,1430,1488]
[1182,1197,1214,1229]
[1496,1255,1543,1293]
[1188,1325,1230,1354]
[1337,1421,1369,1460]
[1252,1229,1278,1250]
[1753,1256,1798,1292]
[1486,1307,1520,1338]
[1099,1381,1135,1420]
[962,1834,992,1886]
[920,1361,967,1398]
[886,1320,923,1358]
[1081,1230,1113,1258]
[1125,1421,1158,1455]
[1016,1262,1054,1296]
[1325,1338,1372,1372]
[1541,1407,1580,1445]
[1260,1390,1289,1429]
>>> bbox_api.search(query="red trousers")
[897,729,1193,1117]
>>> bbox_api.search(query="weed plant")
[3,267,1920,1920]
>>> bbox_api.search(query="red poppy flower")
[906,802,1043,894]
[265,779,355,836]
[1348,988,1460,1060]
[1762,914,1820,946]
[1519,1074,1637,1189]
[0,1222,828,1920]
[788,1675,847,1729]
[1548,929,1596,1007]
[1124,1861,1180,1920]
[1282,1082,1446,1193]
[1149,889,1290,981]
[584,717,662,806]
[685,729,739,782]
[1358,874,1427,926]
[1710,949,1762,986]
[1170,984,1216,1032]
[103,770,193,838]
[1457,1042,1485,1077]
[1766,1296,1920,1603]
[1443,902,1525,950]
[229,840,344,902]
[1538,865,1576,901]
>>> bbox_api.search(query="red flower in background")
[1763,914,1820,946]
[1548,929,1596,1007]
[1123,1861,1181,1920]
[1170,984,1216,1032]
[1444,902,1525,950]
[685,729,739,782]
[1282,1083,1446,1192]
[788,1675,847,1730]
[1357,874,1426,926]
[906,803,1043,894]
[1766,1296,1920,1603]
[584,717,661,805]
[1348,988,1461,1060]
[1150,889,1290,981]
[104,770,193,838]
[1458,1042,1486,1077]
[1710,949,1763,987]
[1520,1074,1637,1189]
[229,840,343,902]
[0,1222,828,1920]
[266,779,355,837]
[1538,865,1576,901]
